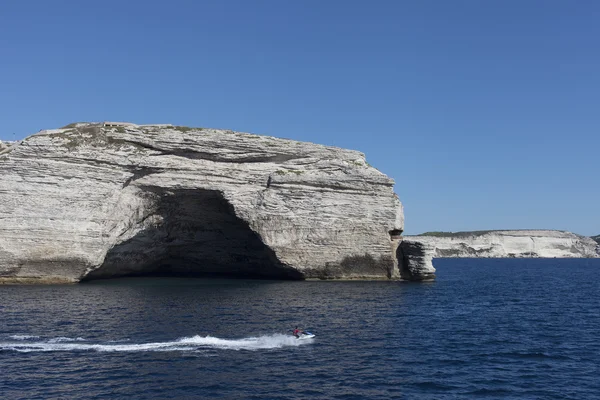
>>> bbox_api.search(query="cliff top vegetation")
[416,230,573,238]
[417,231,494,238]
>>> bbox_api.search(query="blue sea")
[1,258,599,399]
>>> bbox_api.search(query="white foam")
[47,337,86,343]
[8,335,40,340]
[0,334,312,353]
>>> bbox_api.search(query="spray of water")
[1,334,313,353]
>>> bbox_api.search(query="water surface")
[1,258,599,399]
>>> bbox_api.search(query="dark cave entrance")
[82,188,303,281]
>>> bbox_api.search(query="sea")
[1,258,599,399]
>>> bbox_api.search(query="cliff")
[405,230,599,258]
[592,235,600,256]
[0,122,405,283]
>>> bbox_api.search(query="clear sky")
[1,1,598,236]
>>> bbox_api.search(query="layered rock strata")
[397,240,436,281]
[406,230,599,258]
[0,140,14,154]
[0,123,405,282]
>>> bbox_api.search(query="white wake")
[0,334,312,353]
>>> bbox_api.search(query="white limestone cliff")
[405,230,599,258]
[0,123,405,283]
[592,235,600,255]
[397,240,436,281]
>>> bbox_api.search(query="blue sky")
[1,0,598,235]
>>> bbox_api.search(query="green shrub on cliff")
[60,122,86,129]
[592,235,600,244]
[173,126,204,132]
[417,231,455,237]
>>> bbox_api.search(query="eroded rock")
[0,123,404,282]
[397,240,436,281]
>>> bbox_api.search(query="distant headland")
[405,230,599,258]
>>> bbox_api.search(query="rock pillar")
[397,239,436,281]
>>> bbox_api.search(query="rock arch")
[82,188,303,281]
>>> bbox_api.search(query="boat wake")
[1,334,312,353]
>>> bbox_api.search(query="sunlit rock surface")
[0,140,15,154]
[405,230,599,258]
[0,123,404,282]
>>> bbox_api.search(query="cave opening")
[82,188,303,281]
[389,229,403,240]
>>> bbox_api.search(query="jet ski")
[296,331,315,340]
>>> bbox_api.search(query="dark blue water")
[1,258,599,399]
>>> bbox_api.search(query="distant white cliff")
[404,230,599,258]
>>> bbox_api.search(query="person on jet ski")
[293,326,304,338]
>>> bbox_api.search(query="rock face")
[592,235,600,255]
[397,240,436,281]
[0,123,404,282]
[405,230,599,258]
